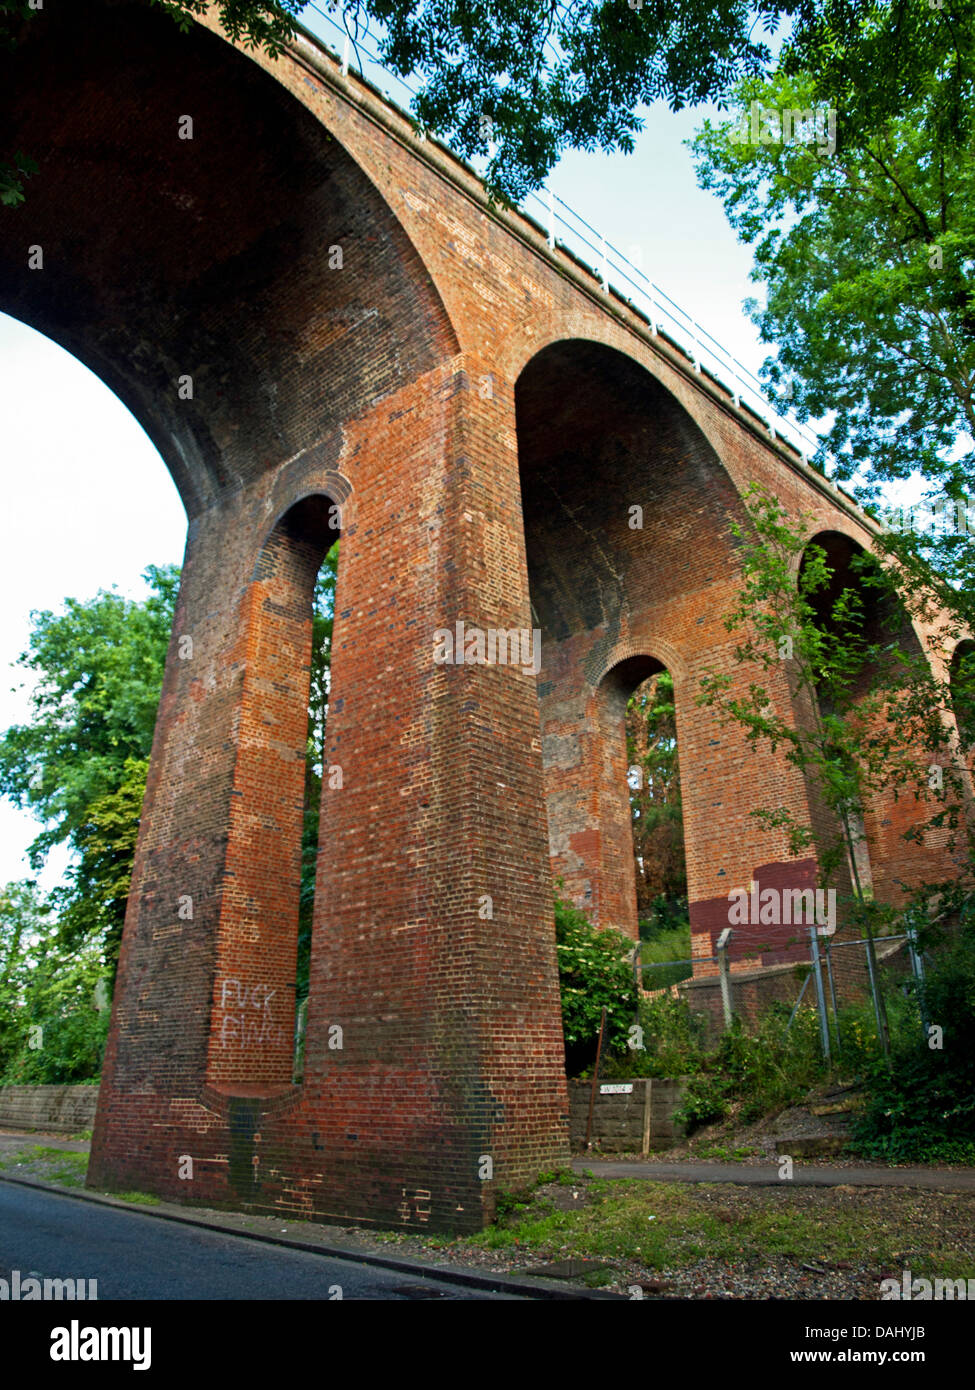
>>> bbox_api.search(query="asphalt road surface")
[0,1182,522,1300]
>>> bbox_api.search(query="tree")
[0,879,49,1076]
[5,0,955,205]
[690,41,975,592]
[554,890,638,1074]
[698,484,975,1058]
[626,671,686,924]
[0,879,110,1083]
[0,566,179,970]
[0,564,179,974]
[52,758,150,977]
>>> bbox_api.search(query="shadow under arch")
[798,529,934,911]
[950,638,975,757]
[0,0,458,519]
[515,337,752,939]
[207,490,341,1092]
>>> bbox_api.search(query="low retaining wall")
[1,1078,683,1151]
[677,939,912,1042]
[679,959,808,1042]
[0,1084,100,1133]
[568,1077,687,1153]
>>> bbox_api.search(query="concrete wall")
[0,1085,100,1134]
[568,1078,687,1153]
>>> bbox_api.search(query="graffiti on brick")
[217,978,285,1050]
[397,1188,432,1223]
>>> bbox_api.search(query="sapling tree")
[699,483,973,1059]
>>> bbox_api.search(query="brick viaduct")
[0,0,962,1231]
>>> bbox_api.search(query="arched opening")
[0,312,186,1090]
[294,534,339,1080]
[950,639,975,759]
[514,337,748,943]
[0,0,455,518]
[626,667,690,985]
[798,530,930,906]
[206,493,340,1090]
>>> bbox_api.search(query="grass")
[0,1144,90,1188]
[461,1178,975,1280]
[694,1143,757,1162]
[534,1167,577,1186]
[640,925,693,989]
[0,1142,155,1205]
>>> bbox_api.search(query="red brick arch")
[514,337,809,942]
[0,1,954,1232]
[0,0,459,520]
[798,530,958,908]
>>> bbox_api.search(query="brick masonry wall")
[0,0,963,1232]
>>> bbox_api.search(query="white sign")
[599,1083,633,1095]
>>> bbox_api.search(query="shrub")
[848,924,975,1163]
[554,892,638,1075]
[673,1007,827,1132]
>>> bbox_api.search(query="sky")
[0,6,888,894]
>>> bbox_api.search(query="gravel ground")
[603,1256,880,1299]
[360,1180,975,1299]
[353,1234,884,1299]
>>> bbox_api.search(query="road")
[573,1157,975,1191]
[0,1182,522,1300]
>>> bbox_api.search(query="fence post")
[824,936,841,1047]
[585,1006,608,1152]
[642,1078,653,1154]
[808,926,832,1062]
[716,928,733,1030]
[862,931,886,1052]
[906,923,929,1039]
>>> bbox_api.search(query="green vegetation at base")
[554,883,975,1165]
[554,891,639,1078]
[0,1145,89,1188]
[844,921,975,1166]
[639,922,693,991]
[0,882,110,1085]
[469,1178,973,1281]
[668,1006,826,1131]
